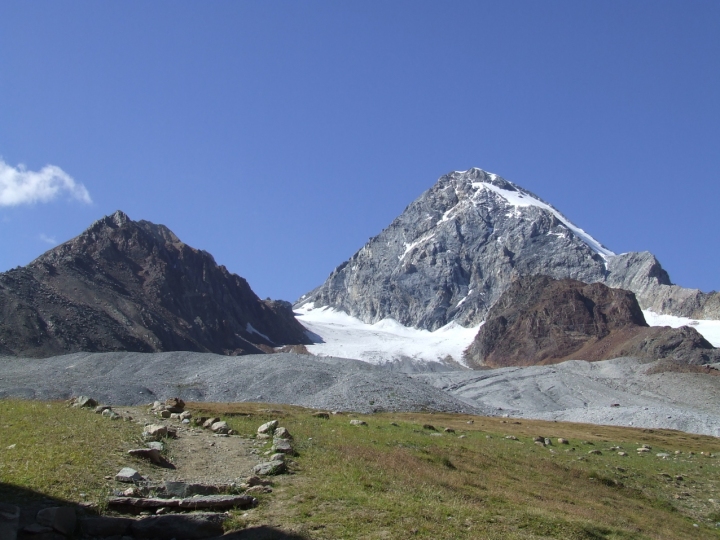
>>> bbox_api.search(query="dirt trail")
[121,406,265,486]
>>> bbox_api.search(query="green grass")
[0,399,141,505]
[195,403,720,539]
[2,398,720,538]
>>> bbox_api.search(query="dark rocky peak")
[1,211,310,358]
[85,209,131,232]
[33,211,214,284]
[136,219,182,245]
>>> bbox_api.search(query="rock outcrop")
[464,275,720,368]
[298,168,720,330]
[605,252,720,319]
[0,211,310,357]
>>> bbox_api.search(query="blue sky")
[1,1,718,302]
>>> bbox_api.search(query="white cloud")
[39,233,57,245]
[0,158,92,206]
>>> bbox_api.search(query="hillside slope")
[464,275,720,368]
[0,211,309,357]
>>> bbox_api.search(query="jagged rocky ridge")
[464,275,720,368]
[299,168,720,330]
[0,211,310,357]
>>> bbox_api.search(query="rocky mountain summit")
[464,275,720,368]
[299,168,719,330]
[0,211,310,357]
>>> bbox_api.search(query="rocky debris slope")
[0,210,309,358]
[415,356,720,437]
[605,251,720,320]
[0,352,483,414]
[298,168,720,330]
[464,275,720,368]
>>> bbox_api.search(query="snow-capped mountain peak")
[460,169,615,259]
[299,168,719,333]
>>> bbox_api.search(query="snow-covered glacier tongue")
[295,303,480,369]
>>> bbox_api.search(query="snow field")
[643,310,720,347]
[294,304,480,367]
[295,305,720,369]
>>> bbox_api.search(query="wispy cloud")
[0,158,92,206]
[39,233,57,245]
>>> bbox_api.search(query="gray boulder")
[163,481,230,498]
[128,448,162,464]
[252,460,286,476]
[129,512,226,539]
[73,395,97,408]
[102,408,120,419]
[142,424,168,440]
[115,467,145,483]
[257,420,278,435]
[210,421,229,434]
[36,507,76,536]
[272,439,294,455]
[0,503,20,540]
[273,426,292,440]
[79,516,133,537]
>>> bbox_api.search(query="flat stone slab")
[130,512,226,540]
[108,497,181,509]
[177,495,256,510]
[164,481,231,498]
[108,495,256,511]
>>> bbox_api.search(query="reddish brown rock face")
[0,210,310,358]
[464,275,719,368]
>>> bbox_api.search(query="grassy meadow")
[1,398,720,539]
[198,402,720,540]
[0,399,140,505]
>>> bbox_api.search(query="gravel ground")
[0,352,482,415]
[414,357,720,437]
[2,352,718,436]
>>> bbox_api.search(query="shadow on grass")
[0,481,79,508]
[2,483,308,540]
[0,482,90,536]
[214,526,309,540]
